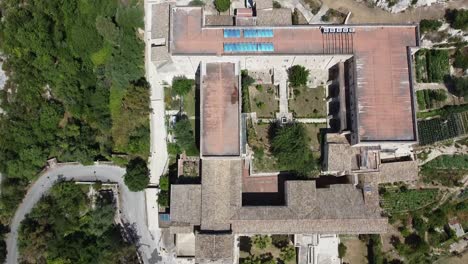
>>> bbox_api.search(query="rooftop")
[170,185,202,225]
[170,7,418,142]
[201,62,240,156]
[195,233,234,264]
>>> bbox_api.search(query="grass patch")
[380,187,439,214]
[303,123,326,151]
[90,43,112,66]
[248,121,281,173]
[420,154,468,186]
[289,86,326,118]
[249,84,278,118]
[183,87,196,117]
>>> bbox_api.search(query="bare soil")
[341,236,368,264]
[322,0,468,23]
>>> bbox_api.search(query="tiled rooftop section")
[353,27,417,142]
[201,62,240,156]
[170,7,417,142]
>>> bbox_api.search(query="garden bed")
[380,187,439,214]
[239,235,296,264]
[420,154,468,187]
[289,86,326,118]
[418,111,468,145]
[415,49,450,83]
[249,84,278,118]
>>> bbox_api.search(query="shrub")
[241,70,254,112]
[158,191,169,207]
[280,245,296,261]
[255,84,263,92]
[338,242,347,258]
[426,49,449,82]
[173,118,197,153]
[445,9,468,30]
[214,0,230,12]
[419,19,442,33]
[270,122,316,175]
[159,175,170,191]
[288,65,309,87]
[271,235,290,248]
[252,235,271,249]
[189,0,205,6]
[292,9,300,25]
[273,1,282,8]
[450,76,468,98]
[453,48,468,70]
[172,76,194,96]
[124,157,150,192]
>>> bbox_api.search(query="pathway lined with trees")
[5,164,163,264]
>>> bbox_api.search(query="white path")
[5,164,163,264]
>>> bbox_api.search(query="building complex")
[151,1,420,263]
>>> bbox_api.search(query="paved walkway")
[5,164,165,264]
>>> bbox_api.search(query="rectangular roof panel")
[201,62,240,156]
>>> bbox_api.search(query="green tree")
[288,65,309,87]
[419,19,442,33]
[270,122,316,175]
[280,244,296,261]
[172,77,194,96]
[453,49,468,70]
[159,175,170,191]
[252,235,271,249]
[214,0,231,12]
[446,9,468,30]
[124,157,149,192]
[158,191,169,207]
[173,118,198,155]
[338,242,347,258]
[271,234,290,248]
[241,255,262,264]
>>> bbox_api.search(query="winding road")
[5,163,162,264]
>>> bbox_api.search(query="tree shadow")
[239,236,252,254]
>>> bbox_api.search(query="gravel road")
[5,164,162,264]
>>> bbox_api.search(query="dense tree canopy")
[270,122,316,175]
[419,19,442,33]
[173,118,198,155]
[0,0,148,225]
[18,182,138,264]
[172,77,194,96]
[214,0,231,12]
[288,65,309,87]
[446,9,468,30]
[124,157,150,192]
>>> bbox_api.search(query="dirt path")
[322,0,468,23]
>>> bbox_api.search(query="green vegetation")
[270,122,317,176]
[239,235,295,264]
[420,154,468,186]
[338,242,347,258]
[380,186,438,214]
[158,191,169,207]
[247,121,281,173]
[124,157,150,192]
[18,182,138,263]
[418,111,468,145]
[253,235,272,249]
[447,76,468,98]
[288,65,309,87]
[416,89,447,110]
[445,9,468,30]
[360,235,384,264]
[415,49,450,83]
[289,86,327,118]
[453,48,468,70]
[173,118,198,156]
[273,1,282,8]
[280,245,296,261]
[189,0,205,6]
[304,0,322,14]
[0,1,148,252]
[419,19,442,34]
[172,76,194,97]
[249,85,278,118]
[214,0,230,12]
[417,103,468,119]
[241,70,255,113]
